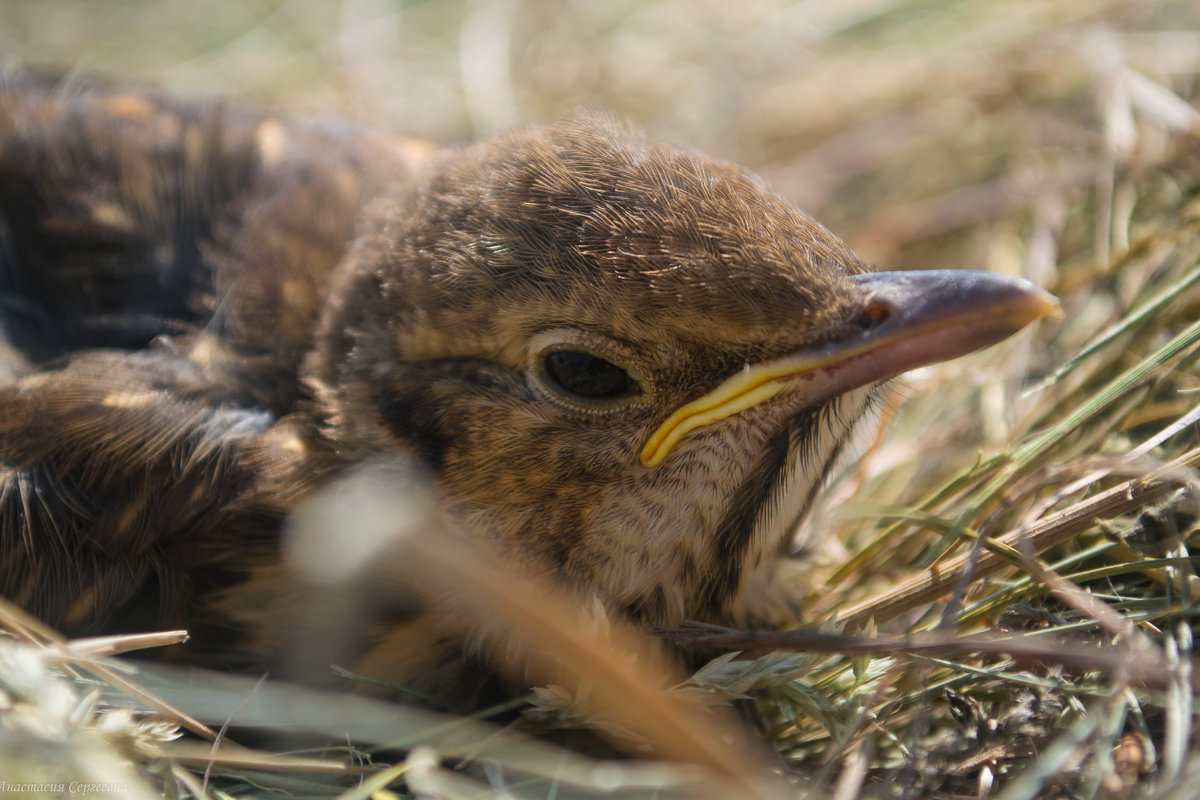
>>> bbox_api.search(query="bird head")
[304,113,1057,628]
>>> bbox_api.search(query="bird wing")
[0,72,425,389]
[0,73,422,639]
[0,349,283,635]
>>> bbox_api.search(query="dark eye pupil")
[544,351,634,399]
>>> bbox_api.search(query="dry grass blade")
[0,595,218,741]
[121,660,716,797]
[835,467,1194,629]
[61,631,190,659]
[1026,256,1200,395]
[668,625,1177,689]
[160,741,372,774]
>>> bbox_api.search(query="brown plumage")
[0,73,1055,705]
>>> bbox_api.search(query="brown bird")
[0,73,1057,704]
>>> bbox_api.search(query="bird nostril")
[852,299,892,332]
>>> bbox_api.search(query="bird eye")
[541,350,640,403]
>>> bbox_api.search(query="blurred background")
[1,0,1194,267]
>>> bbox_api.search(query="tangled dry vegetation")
[1,0,1199,797]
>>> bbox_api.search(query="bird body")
[0,74,1056,704]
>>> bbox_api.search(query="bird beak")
[640,270,1061,467]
